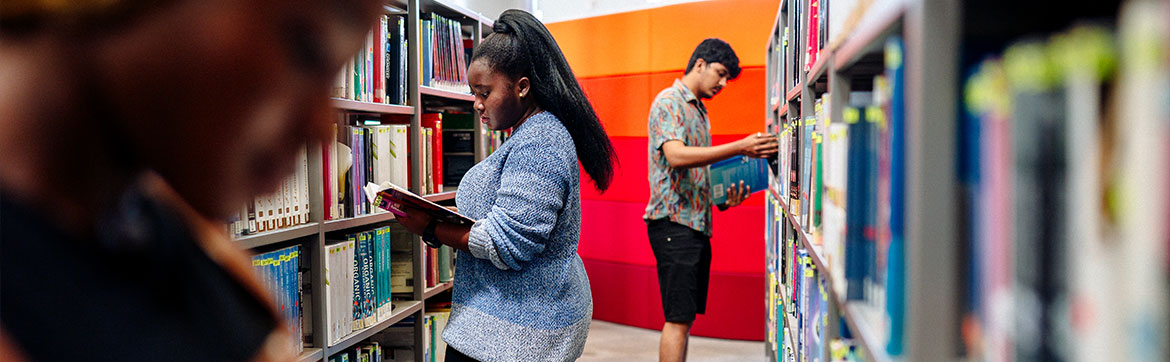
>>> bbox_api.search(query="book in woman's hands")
[364,182,474,225]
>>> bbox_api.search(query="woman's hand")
[395,203,432,235]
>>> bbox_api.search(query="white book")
[389,125,409,191]
[290,153,302,226]
[346,58,355,101]
[327,125,340,220]
[299,145,309,224]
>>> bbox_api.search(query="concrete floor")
[579,320,765,362]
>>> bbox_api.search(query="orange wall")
[549,0,781,340]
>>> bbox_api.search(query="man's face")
[98,0,381,218]
[693,60,731,99]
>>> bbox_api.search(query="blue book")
[350,233,362,328]
[884,36,907,356]
[362,230,375,324]
[710,155,770,205]
[844,107,875,301]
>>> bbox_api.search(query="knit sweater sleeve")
[466,132,571,270]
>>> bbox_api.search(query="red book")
[421,113,444,193]
[373,17,386,103]
[805,0,820,71]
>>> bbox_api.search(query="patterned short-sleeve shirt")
[644,79,713,236]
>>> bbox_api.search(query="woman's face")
[97,0,380,218]
[468,58,529,131]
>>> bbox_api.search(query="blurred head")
[469,9,616,192]
[684,38,740,99]
[1,0,381,218]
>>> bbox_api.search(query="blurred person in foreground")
[0,0,382,361]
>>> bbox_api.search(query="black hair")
[472,9,617,192]
[685,38,741,79]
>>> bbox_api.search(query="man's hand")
[739,132,779,158]
[719,180,749,210]
[395,203,432,235]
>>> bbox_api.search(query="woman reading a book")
[0,0,381,361]
[393,9,616,362]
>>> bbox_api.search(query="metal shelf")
[423,190,457,203]
[420,85,475,102]
[422,0,493,27]
[423,281,453,299]
[842,302,894,362]
[786,83,803,102]
[833,1,906,71]
[774,196,892,362]
[807,49,832,83]
[297,348,323,362]
[325,300,423,356]
[322,212,397,233]
[235,222,320,249]
[331,99,415,115]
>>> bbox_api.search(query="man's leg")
[660,320,693,362]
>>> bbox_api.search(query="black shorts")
[646,218,712,323]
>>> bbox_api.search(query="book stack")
[323,114,410,220]
[229,145,311,237]
[959,3,1170,360]
[334,15,409,105]
[251,245,303,356]
[324,226,398,345]
[421,13,472,93]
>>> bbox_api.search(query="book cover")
[710,155,770,206]
[421,114,444,193]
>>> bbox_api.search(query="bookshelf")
[236,223,321,249]
[764,0,959,361]
[297,348,324,362]
[224,1,496,361]
[768,0,1170,361]
[331,99,416,115]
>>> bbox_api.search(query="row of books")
[322,224,455,345]
[324,112,451,221]
[959,2,1169,360]
[361,305,452,362]
[767,194,871,362]
[325,117,409,220]
[421,13,473,93]
[326,342,384,362]
[766,36,907,356]
[772,0,897,94]
[323,226,412,346]
[250,245,303,356]
[229,145,311,237]
[334,15,409,105]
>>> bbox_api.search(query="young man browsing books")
[644,38,778,362]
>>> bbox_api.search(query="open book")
[364,182,475,225]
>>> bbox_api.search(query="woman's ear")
[516,76,531,99]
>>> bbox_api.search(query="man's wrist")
[422,219,441,248]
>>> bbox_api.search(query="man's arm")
[661,133,778,169]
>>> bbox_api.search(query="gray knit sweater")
[445,111,592,361]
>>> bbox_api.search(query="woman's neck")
[511,105,544,131]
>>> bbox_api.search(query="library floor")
[579,320,765,362]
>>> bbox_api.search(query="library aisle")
[581,321,765,362]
